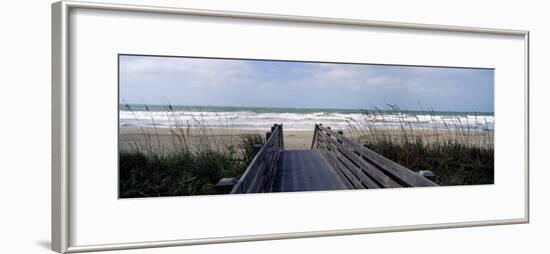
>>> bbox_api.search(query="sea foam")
[119,110,494,131]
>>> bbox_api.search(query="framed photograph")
[52,1,529,253]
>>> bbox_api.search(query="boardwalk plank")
[272,150,348,192]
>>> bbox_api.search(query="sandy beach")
[347,128,494,147]
[119,127,315,153]
[120,126,493,154]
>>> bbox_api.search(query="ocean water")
[119,104,494,131]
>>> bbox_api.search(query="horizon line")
[119,103,494,114]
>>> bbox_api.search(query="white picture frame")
[52,1,529,253]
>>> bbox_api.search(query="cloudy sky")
[119,55,494,112]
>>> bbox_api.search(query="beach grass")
[347,105,494,185]
[119,103,264,198]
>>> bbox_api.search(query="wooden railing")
[230,124,284,194]
[311,124,437,188]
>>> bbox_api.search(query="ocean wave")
[119,110,494,131]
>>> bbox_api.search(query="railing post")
[418,170,436,182]
[215,178,238,194]
[311,124,319,149]
[336,130,344,144]
[266,131,271,141]
[279,124,284,150]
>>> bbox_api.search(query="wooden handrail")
[230,124,283,194]
[313,124,438,188]
[311,123,319,149]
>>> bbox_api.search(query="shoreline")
[119,127,315,152]
[119,126,493,154]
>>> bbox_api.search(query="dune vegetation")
[119,103,263,198]
[347,105,494,186]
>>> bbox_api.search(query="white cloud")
[120,56,256,86]
[295,63,403,90]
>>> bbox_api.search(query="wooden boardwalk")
[222,123,437,195]
[272,150,347,192]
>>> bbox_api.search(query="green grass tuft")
[119,102,264,198]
